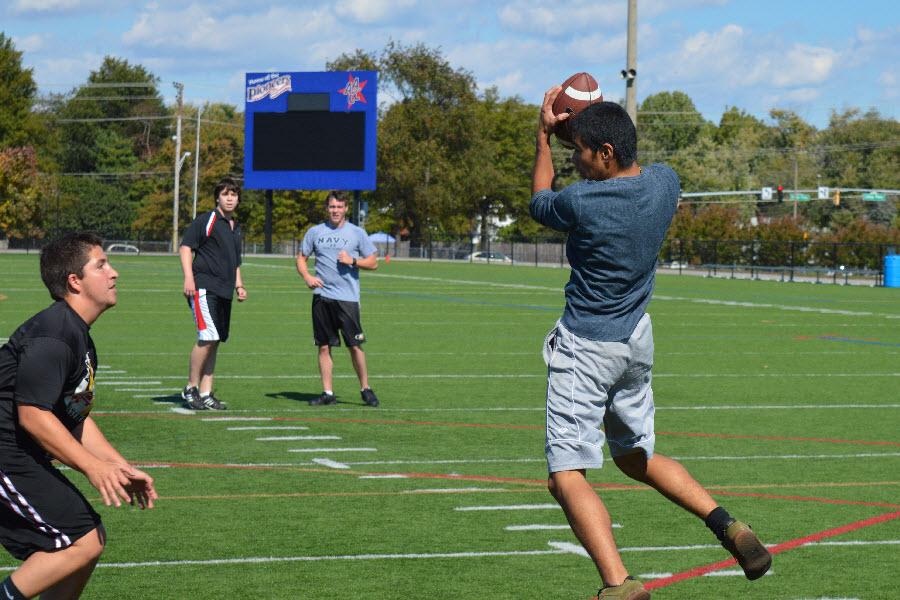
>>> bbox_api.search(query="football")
[552,72,603,145]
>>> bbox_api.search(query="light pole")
[171,82,185,253]
[172,150,191,250]
[191,104,205,219]
[623,0,638,125]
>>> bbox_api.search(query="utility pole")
[624,0,638,126]
[172,82,184,253]
[792,154,799,221]
[192,103,204,219]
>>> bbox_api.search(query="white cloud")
[334,0,417,23]
[122,5,339,54]
[12,33,45,53]
[12,0,101,14]
[497,0,623,36]
[653,24,836,89]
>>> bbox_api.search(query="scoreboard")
[243,71,377,190]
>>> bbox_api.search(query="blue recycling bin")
[885,254,900,288]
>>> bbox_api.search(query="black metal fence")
[3,235,896,286]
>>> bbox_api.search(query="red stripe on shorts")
[193,291,207,331]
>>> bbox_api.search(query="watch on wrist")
[352,258,358,267]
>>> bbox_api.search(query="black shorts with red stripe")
[0,449,101,560]
[187,289,232,342]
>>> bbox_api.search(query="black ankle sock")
[1,577,27,600]
[704,506,735,541]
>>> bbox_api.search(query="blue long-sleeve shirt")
[530,163,679,341]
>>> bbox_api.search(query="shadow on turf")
[265,391,366,406]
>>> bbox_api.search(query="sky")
[4,0,899,128]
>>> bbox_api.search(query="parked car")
[106,243,140,254]
[466,251,512,263]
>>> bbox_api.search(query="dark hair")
[569,102,638,168]
[40,232,104,301]
[213,177,241,202]
[325,190,349,206]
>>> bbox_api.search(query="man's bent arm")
[356,253,377,270]
[17,406,132,506]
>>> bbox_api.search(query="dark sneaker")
[596,577,650,600]
[722,520,772,580]
[361,388,379,407]
[199,392,226,411]
[182,385,206,410]
[309,392,337,406]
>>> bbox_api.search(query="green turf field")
[1,253,898,599]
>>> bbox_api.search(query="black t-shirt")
[180,208,242,299]
[0,301,97,460]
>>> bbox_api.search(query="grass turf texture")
[0,253,898,599]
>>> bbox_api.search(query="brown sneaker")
[722,520,772,580]
[596,577,650,600]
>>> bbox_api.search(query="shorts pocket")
[542,324,559,366]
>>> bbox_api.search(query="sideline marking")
[228,426,309,431]
[359,474,408,479]
[644,510,900,591]
[547,541,589,557]
[508,524,621,531]
[311,458,350,470]
[456,504,559,512]
[287,447,376,453]
[201,417,273,422]
[169,408,194,415]
[256,436,341,441]
[819,335,900,348]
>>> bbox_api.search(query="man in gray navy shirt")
[531,96,771,600]
[297,191,379,407]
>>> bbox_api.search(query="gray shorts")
[543,313,656,473]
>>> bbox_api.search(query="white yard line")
[506,524,621,531]
[256,436,341,441]
[311,458,350,470]
[455,504,560,512]
[287,448,377,453]
[227,426,310,431]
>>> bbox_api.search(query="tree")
[0,146,44,239]
[328,42,482,245]
[0,33,41,149]
[638,91,706,154]
[57,57,166,172]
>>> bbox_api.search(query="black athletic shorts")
[0,449,102,560]
[312,295,365,347]
[187,289,232,342]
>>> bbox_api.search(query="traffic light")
[777,185,784,202]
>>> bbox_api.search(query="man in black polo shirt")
[179,177,247,410]
[0,232,157,599]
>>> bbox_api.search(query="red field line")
[644,510,900,591]
[658,430,900,447]
[95,413,900,448]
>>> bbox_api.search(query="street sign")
[790,193,810,201]
[817,186,830,200]
[863,192,886,201]
[761,187,773,201]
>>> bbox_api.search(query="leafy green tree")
[328,42,482,245]
[0,33,42,149]
[54,176,135,239]
[57,57,166,172]
[638,91,706,154]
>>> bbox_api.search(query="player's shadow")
[150,393,184,406]
[266,391,329,404]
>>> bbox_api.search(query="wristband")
[352,258,357,268]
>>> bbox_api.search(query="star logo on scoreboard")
[339,74,367,109]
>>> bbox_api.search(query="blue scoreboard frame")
[243,71,377,190]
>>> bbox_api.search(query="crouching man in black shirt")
[0,232,157,599]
